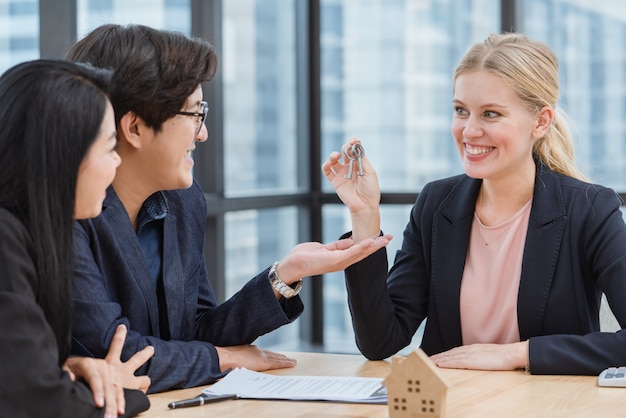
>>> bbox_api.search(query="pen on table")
[167,393,238,409]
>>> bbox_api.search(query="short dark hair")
[66,23,218,131]
[0,59,112,362]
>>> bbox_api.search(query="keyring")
[343,142,365,179]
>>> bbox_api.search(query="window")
[227,208,301,349]
[0,0,39,74]
[524,0,626,189]
[222,0,299,196]
[319,0,500,354]
[221,0,304,348]
[77,0,190,36]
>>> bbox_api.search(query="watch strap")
[268,262,303,299]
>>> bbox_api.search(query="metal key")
[353,143,364,176]
[343,142,365,179]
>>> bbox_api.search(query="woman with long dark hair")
[0,59,152,418]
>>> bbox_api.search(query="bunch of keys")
[343,142,365,179]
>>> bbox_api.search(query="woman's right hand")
[322,138,382,241]
[63,324,153,418]
[63,356,124,418]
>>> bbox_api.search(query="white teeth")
[465,144,493,155]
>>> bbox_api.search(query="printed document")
[201,368,387,404]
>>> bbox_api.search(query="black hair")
[0,59,112,363]
[66,23,218,131]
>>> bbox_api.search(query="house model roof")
[383,349,451,418]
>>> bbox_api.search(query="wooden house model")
[383,349,450,418]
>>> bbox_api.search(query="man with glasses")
[66,23,390,394]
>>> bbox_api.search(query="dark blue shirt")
[136,192,167,286]
[136,192,168,339]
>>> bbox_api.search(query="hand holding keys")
[343,142,365,179]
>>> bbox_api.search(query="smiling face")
[145,85,208,190]
[75,101,120,219]
[451,70,543,183]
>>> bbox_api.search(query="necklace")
[473,198,533,246]
[474,214,512,246]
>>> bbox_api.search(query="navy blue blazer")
[71,180,303,393]
[345,164,626,375]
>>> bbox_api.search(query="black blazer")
[0,208,149,417]
[345,164,626,375]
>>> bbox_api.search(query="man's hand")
[105,324,153,393]
[274,233,392,287]
[215,344,297,373]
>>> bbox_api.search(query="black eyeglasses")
[175,101,208,135]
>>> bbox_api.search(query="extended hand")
[215,344,297,373]
[275,234,392,285]
[429,341,529,371]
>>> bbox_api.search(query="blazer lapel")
[431,176,482,348]
[104,191,162,335]
[517,167,567,339]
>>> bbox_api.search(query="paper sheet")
[202,367,387,404]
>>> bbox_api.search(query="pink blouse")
[460,198,532,345]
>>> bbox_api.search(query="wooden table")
[145,352,626,417]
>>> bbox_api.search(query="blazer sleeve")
[529,185,626,375]
[345,182,434,360]
[195,266,304,345]
[0,213,106,418]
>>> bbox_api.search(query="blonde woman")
[324,33,626,375]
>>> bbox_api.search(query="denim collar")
[137,191,168,232]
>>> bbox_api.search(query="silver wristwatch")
[268,261,303,299]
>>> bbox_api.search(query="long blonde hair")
[454,33,587,181]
